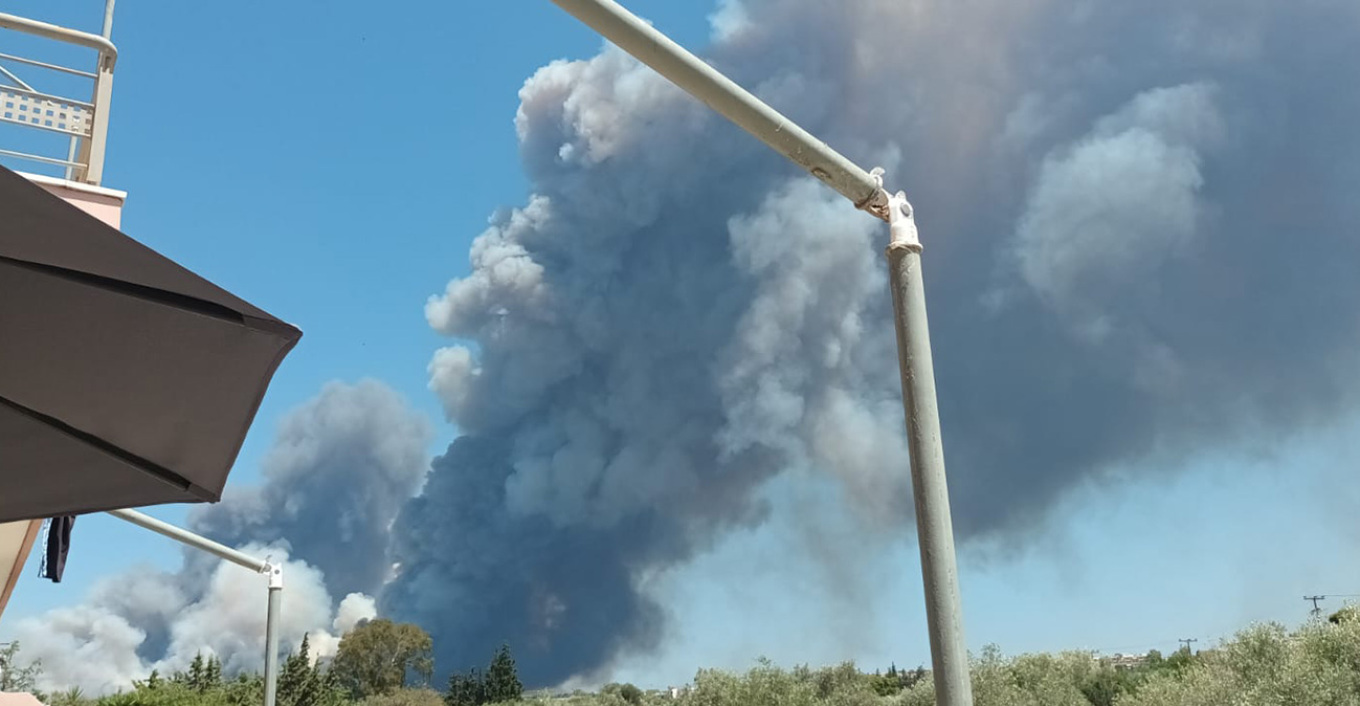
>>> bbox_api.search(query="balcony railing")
[0,5,117,185]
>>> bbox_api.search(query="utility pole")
[1177,638,1197,653]
[542,2,972,705]
[1305,595,1327,618]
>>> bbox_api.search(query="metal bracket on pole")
[887,190,920,252]
[265,561,283,589]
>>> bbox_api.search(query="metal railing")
[0,3,117,185]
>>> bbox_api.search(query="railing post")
[0,9,117,183]
[74,52,113,184]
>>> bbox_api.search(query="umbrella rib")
[0,254,294,336]
[0,393,214,502]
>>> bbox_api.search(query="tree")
[870,672,901,696]
[1164,646,1197,674]
[445,644,525,706]
[222,672,266,706]
[444,669,484,706]
[330,619,434,698]
[179,652,214,692]
[281,634,315,706]
[616,683,644,705]
[1080,667,1130,706]
[48,687,84,706]
[897,665,927,691]
[0,641,41,691]
[206,655,224,687]
[280,633,345,706]
[312,660,345,705]
[482,645,522,703]
[362,689,447,706]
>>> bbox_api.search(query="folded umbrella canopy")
[0,165,301,522]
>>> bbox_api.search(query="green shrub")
[362,688,447,706]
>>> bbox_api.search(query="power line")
[1178,638,1198,652]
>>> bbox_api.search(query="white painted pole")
[263,566,283,706]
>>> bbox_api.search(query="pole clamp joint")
[856,167,893,221]
[262,559,284,589]
[860,168,921,252]
[886,188,921,253]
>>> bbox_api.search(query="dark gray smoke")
[193,379,433,598]
[386,0,1360,687]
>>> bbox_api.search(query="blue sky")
[4,0,1360,688]
[0,0,706,631]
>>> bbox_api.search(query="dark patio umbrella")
[0,165,301,522]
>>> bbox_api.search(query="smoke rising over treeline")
[15,0,1360,693]
[389,0,1360,686]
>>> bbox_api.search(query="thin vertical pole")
[64,138,79,181]
[885,193,973,706]
[263,565,283,706]
[66,0,111,182]
[100,0,115,39]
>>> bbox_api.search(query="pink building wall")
[21,172,126,229]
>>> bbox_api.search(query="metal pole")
[100,0,116,39]
[546,0,888,216]
[107,508,267,573]
[263,565,283,706]
[885,194,973,706]
[544,3,974,705]
[108,509,284,706]
[64,138,79,181]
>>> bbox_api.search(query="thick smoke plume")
[191,379,434,599]
[12,381,430,692]
[386,0,1360,688]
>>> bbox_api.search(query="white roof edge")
[16,171,128,200]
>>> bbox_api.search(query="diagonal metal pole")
[544,2,973,705]
[108,508,284,706]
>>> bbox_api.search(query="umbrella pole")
[107,509,284,705]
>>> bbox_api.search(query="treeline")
[8,610,1360,706]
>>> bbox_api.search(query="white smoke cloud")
[12,381,426,693]
[11,549,371,693]
[11,603,148,693]
[1014,83,1224,336]
[718,178,908,523]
